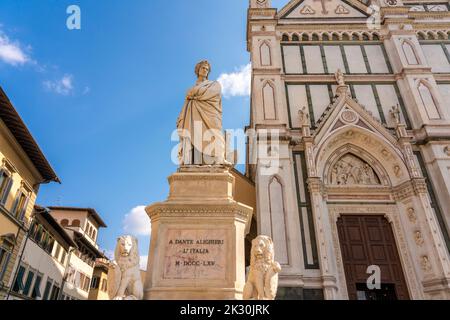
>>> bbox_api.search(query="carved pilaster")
[305,144,317,177]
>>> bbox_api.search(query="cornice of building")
[413,22,450,29]
[409,11,450,19]
[248,8,277,18]
[0,87,60,184]
[382,7,411,15]
[276,23,370,30]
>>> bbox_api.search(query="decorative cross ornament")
[314,0,333,14]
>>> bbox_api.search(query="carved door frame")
[328,204,422,300]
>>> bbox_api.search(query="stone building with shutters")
[8,206,77,300]
[88,258,110,300]
[246,0,450,299]
[48,207,108,300]
[0,87,59,299]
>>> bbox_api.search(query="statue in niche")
[298,106,309,126]
[407,208,417,223]
[335,69,345,86]
[414,231,424,246]
[330,154,380,185]
[176,60,226,166]
[390,104,401,125]
[421,256,432,272]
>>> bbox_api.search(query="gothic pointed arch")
[262,80,277,120]
[417,79,441,119]
[259,40,272,66]
[401,39,421,65]
[268,175,289,265]
[324,145,389,187]
[315,126,410,187]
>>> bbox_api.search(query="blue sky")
[0,0,289,266]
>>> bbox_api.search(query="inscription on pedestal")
[163,229,227,280]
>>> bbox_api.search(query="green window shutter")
[31,275,42,299]
[12,265,26,293]
[22,270,35,296]
[42,280,52,300]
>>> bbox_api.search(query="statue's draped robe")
[177,80,224,165]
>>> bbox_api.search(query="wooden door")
[337,215,410,300]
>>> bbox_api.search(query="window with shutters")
[91,276,99,289]
[12,264,26,293]
[101,278,107,292]
[11,189,29,222]
[49,282,61,300]
[54,243,61,261]
[42,278,53,300]
[31,273,43,299]
[11,263,43,299]
[0,245,11,282]
[0,169,13,207]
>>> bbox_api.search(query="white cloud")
[217,63,251,98]
[139,256,148,271]
[122,205,151,236]
[43,74,74,95]
[0,32,29,66]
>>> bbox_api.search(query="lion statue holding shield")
[243,235,281,300]
[107,235,143,300]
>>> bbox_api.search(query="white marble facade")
[246,0,450,299]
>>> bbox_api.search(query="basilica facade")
[246,0,450,299]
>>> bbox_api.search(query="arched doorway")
[318,140,416,300]
[337,215,410,300]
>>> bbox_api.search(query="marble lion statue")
[107,235,143,300]
[243,235,281,300]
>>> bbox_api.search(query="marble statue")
[298,106,309,126]
[108,235,143,300]
[335,69,345,86]
[390,104,401,125]
[243,235,281,300]
[177,60,225,165]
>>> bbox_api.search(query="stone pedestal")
[143,165,253,300]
